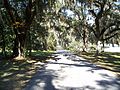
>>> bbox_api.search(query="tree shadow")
[24,66,58,90]
[58,86,96,90]
[24,51,120,90]
[98,52,120,72]
[0,60,37,90]
[80,52,120,73]
[96,78,120,90]
[0,50,60,90]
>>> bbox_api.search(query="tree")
[88,0,120,55]
[0,10,6,57]
[3,0,37,58]
[74,1,89,52]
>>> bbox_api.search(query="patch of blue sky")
[86,15,94,25]
[65,9,74,18]
[114,0,120,5]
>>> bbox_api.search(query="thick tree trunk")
[95,41,99,56]
[0,11,6,58]
[82,30,86,52]
[3,0,37,59]
[95,40,101,59]
[82,28,88,52]
[102,40,104,52]
[12,37,19,57]
[1,25,6,57]
[12,28,27,58]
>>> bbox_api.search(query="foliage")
[0,0,119,58]
[0,0,120,89]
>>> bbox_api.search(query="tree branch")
[74,10,82,20]
[3,0,15,23]
[103,33,118,41]
[94,1,101,7]
[86,24,98,38]
[25,0,37,23]
[100,23,116,37]
[105,28,120,36]
[11,7,21,22]
[29,7,36,25]
[89,10,97,17]
[100,21,120,37]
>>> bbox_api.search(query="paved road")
[24,50,120,90]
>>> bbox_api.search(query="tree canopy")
[0,0,120,59]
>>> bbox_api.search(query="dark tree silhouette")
[3,0,37,58]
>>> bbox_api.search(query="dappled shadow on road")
[24,51,120,90]
[24,66,58,90]
[0,51,56,90]
[96,78,120,90]
[0,60,36,90]
[98,52,120,72]
[80,52,120,73]
[59,86,97,90]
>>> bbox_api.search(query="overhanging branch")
[105,28,120,36]
[100,23,116,37]
[3,0,15,23]
[103,33,118,41]
[89,10,97,17]
[25,0,37,23]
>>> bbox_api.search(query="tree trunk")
[82,28,88,52]
[82,29,86,52]
[12,28,27,58]
[102,40,104,52]
[81,3,88,52]
[1,27,6,57]
[28,31,32,56]
[3,0,37,59]
[0,25,6,58]
[0,11,6,58]
[95,40,99,58]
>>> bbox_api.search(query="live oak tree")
[1,0,120,59]
[74,1,89,52]
[3,0,58,58]
[64,0,120,53]
[3,0,37,58]
[88,0,120,55]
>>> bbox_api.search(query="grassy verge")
[79,52,120,76]
[0,51,53,90]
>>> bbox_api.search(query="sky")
[58,0,120,25]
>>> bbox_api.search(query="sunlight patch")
[37,81,46,87]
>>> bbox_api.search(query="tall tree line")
[0,0,119,59]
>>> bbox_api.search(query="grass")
[0,50,53,90]
[1,50,119,89]
[79,51,120,76]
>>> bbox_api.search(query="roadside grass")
[0,51,53,90]
[80,52,120,76]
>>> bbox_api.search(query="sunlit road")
[24,50,120,90]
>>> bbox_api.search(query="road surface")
[24,50,120,90]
